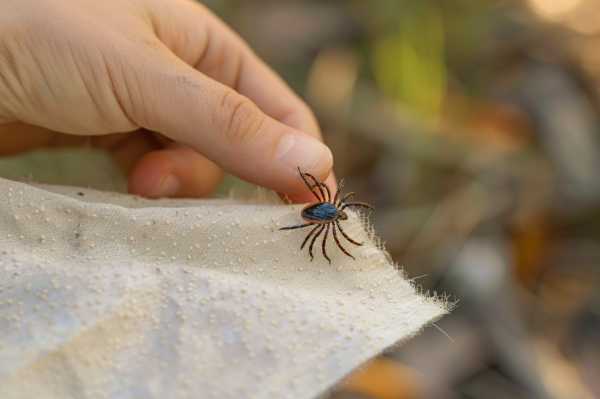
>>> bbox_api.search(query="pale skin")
[0,0,335,202]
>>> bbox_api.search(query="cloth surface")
[0,177,445,399]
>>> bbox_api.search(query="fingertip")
[275,133,333,183]
[128,151,175,198]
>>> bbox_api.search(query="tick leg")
[321,223,331,264]
[308,225,325,261]
[338,192,355,207]
[340,202,374,212]
[317,183,331,203]
[336,220,363,246]
[298,167,324,202]
[301,170,327,202]
[333,179,345,205]
[280,223,313,231]
[301,224,322,250]
[332,222,355,259]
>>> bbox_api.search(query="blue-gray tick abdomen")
[302,203,338,222]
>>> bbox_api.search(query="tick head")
[338,210,348,220]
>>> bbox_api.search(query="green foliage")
[349,0,448,120]
[373,2,446,120]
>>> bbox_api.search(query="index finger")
[147,0,336,200]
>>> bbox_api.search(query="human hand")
[0,0,334,201]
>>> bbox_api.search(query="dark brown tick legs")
[308,224,325,261]
[303,171,330,202]
[321,224,331,264]
[301,224,321,249]
[297,167,323,202]
[318,183,331,202]
[280,223,313,231]
[335,220,363,246]
[332,222,355,259]
[298,167,325,201]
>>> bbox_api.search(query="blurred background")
[1,0,598,398]
[208,0,600,398]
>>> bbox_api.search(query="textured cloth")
[0,177,445,399]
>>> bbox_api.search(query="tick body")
[280,168,374,264]
[302,203,343,223]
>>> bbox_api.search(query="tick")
[280,168,374,263]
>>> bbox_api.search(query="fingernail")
[276,133,333,175]
[151,175,180,198]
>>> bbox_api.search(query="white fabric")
[0,177,445,399]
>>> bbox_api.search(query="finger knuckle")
[218,90,265,143]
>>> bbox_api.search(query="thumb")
[127,49,333,196]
